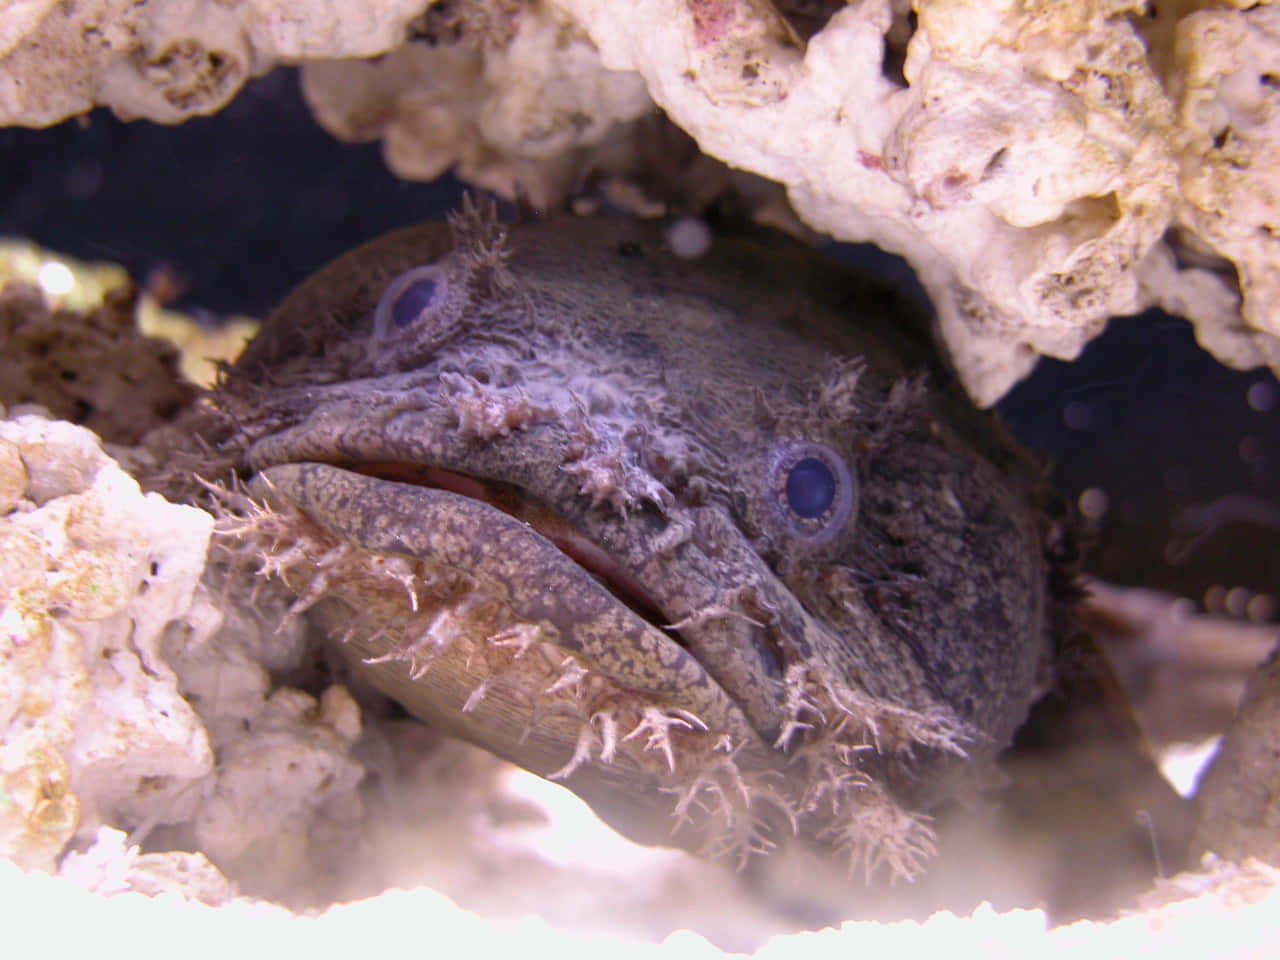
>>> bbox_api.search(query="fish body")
[210,205,1054,873]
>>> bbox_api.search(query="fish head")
[212,203,1054,874]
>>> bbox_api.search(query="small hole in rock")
[881,9,916,88]
[982,148,1008,180]
[776,1,847,42]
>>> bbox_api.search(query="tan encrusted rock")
[0,0,428,126]
[301,0,652,206]
[550,0,1186,403]
[7,1,1280,400]
[1170,3,1280,373]
[0,414,215,870]
[59,825,236,905]
[0,410,376,903]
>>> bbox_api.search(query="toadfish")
[200,201,1059,878]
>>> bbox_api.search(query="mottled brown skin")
[206,205,1058,874]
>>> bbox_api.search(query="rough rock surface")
[2,848,1279,959]
[546,0,1278,402]
[301,1,651,205]
[0,0,429,125]
[1169,3,1280,377]
[0,281,195,445]
[5,1,1280,401]
[0,410,368,903]
[59,826,236,905]
[1196,637,1280,866]
[0,412,214,870]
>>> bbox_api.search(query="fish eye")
[373,265,449,338]
[766,440,856,546]
[786,457,836,518]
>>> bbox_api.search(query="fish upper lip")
[341,459,677,636]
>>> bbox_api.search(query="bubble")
[1225,586,1250,618]
[1247,593,1276,622]
[1247,379,1278,413]
[1238,434,1266,464]
[36,261,74,297]
[665,217,713,260]
[1078,486,1109,521]
[1063,401,1091,430]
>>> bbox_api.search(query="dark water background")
[2,69,1276,617]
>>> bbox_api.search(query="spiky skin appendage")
[187,205,1055,880]
[208,479,953,875]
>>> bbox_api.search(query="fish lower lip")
[249,461,755,737]
[342,460,674,634]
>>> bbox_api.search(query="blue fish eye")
[374,265,449,339]
[786,457,836,518]
[766,441,856,547]
[391,276,439,329]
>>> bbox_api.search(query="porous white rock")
[0,411,371,902]
[59,825,236,904]
[300,0,1280,402]
[7,1,1280,399]
[1168,3,1280,373]
[0,412,215,870]
[185,681,366,902]
[0,0,428,125]
[141,543,369,904]
[547,0,1183,403]
[300,0,652,206]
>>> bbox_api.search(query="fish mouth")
[347,460,676,636]
[239,454,953,869]
[237,453,804,854]
[232,377,800,749]
[246,457,774,764]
